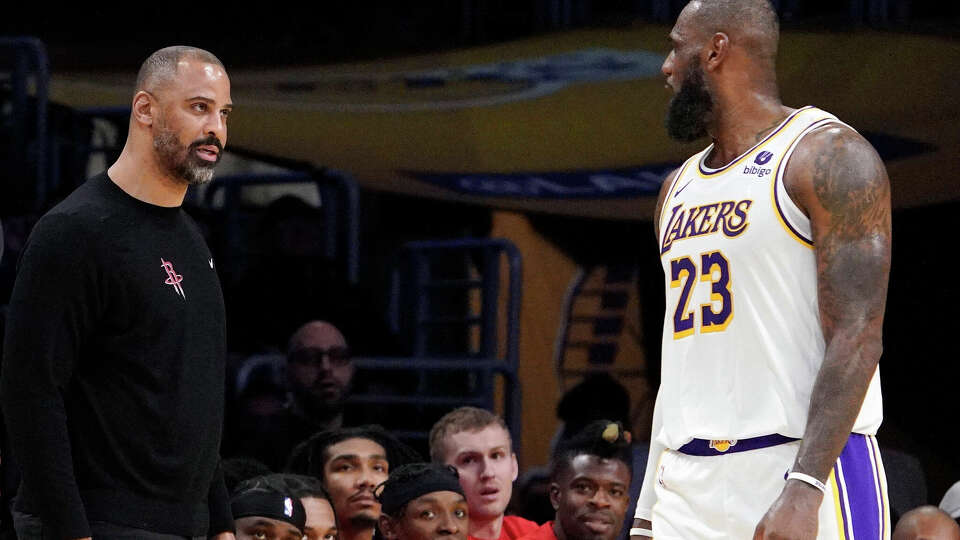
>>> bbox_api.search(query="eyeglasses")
[289,346,352,367]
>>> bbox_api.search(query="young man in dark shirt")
[1,45,235,540]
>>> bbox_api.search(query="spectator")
[893,506,960,540]
[377,463,469,540]
[429,407,539,540]
[228,320,356,470]
[517,421,633,540]
[286,425,421,540]
[231,480,307,540]
[285,321,355,437]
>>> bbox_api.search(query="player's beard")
[153,121,221,186]
[665,60,713,143]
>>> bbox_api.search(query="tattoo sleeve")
[791,126,892,481]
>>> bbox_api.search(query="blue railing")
[381,238,523,446]
[1,37,49,210]
[203,169,360,284]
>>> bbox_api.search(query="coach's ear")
[549,483,561,511]
[132,90,155,127]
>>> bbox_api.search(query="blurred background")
[2,0,959,525]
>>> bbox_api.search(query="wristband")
[629,528,654,537]
[787,471,826,493]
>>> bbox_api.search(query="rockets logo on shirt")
[161,258,186,299]
[660,199,753,255]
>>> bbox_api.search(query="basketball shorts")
[651,433,890,539]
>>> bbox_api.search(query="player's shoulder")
[788,120,884,181]
[784,118,887,211]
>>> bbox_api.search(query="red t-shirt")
[470,516,542,540]
[513,521,558,540]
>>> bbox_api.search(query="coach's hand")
[754,480,823,539]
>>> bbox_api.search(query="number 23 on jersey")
[670,250,733,339]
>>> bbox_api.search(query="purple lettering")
[710,201,736,233]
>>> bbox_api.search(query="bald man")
[630,1,891,539]
[2,46,234,540]
[893,507,960,540]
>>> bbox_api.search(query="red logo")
[161,258,185,299]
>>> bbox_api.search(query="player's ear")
[705,31,730,71]
[548,483,561,511]
[510,453,519,482]
[379,514,398,540]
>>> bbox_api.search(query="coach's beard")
[153,128,222,186]
[665,61,713,143]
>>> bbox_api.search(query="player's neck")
[108,144,188,208]
[470,513,505,539]
[706,96,791,169]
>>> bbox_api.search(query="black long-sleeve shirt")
[1,172,232,538]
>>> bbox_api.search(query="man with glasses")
[271,320,356,469]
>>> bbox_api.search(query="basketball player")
[2,46,234,539]
[518,421,633,540]
[630,1,892,539]
[231,482,307,540]
[429,407,539,540]
[377,463,470,540]
[285,426,421,540]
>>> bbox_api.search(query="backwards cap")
[375,463,465,517]
[231,487,307,533]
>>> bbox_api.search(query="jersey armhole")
[772,119,850,248]
[657,156,698,234]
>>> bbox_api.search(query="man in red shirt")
[430,408,539,540]
[519,421,632,540]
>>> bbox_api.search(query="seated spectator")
[286,425,421,540]
[517,421,633,540]
[231,480,307,540]
[429,407,539,540]
[232,320,357,470]
[893,505,960,540]
[376,463,469,540]
[241,473,339,540]
[285,320,355,437]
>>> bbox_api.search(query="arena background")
[3,0,959,511]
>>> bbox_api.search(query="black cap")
[376,463,465,517]
[231,488,307,533]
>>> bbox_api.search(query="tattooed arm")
[754,125,891,539]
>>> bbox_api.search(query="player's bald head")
[893,506,960,540]
[135,46,225,95]
[680,0,780,69]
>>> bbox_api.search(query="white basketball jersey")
[654,106,883,450]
